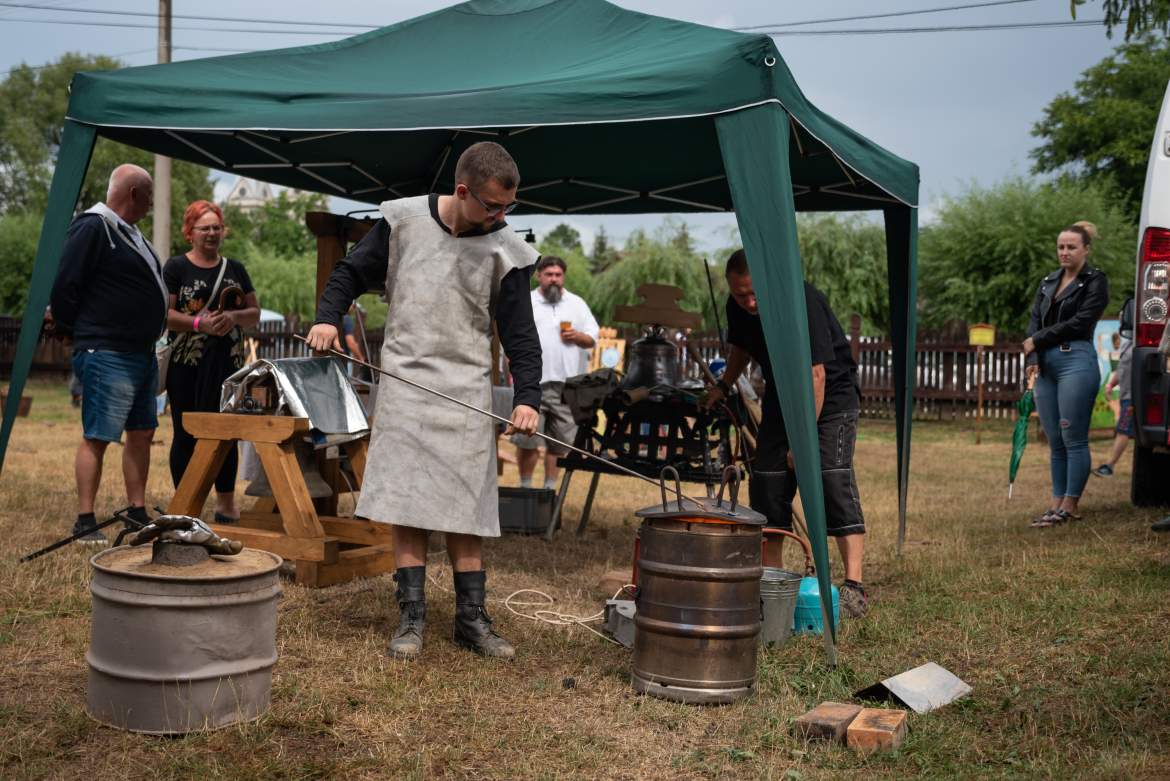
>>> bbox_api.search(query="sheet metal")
[221,357,368,437]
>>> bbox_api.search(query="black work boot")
[452,570,515,659]
[389,566,426,659]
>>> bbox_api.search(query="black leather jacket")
[1025,265,1109,366]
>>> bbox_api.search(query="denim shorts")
[73,349,158,442]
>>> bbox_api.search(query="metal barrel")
[758,567,801,648]
[631,517,762,705]
[86,547,282,734]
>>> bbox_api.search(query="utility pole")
[153,0,172,255]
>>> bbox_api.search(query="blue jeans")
[72,349,158,442]
[1034,342,1099,499]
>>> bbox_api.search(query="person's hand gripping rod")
[293,334,703,506]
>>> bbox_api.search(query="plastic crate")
[498,487,556,535]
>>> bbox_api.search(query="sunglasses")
[468,187,518,216]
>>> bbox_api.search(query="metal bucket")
[758,567,801,647]
[87,546,282,734]
[631,517,762,705]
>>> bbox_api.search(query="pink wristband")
[193,316,201,333]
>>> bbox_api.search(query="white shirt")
[529,287,600,383]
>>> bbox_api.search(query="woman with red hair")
[162,200,260,522]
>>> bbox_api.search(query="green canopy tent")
[1,0,919,659]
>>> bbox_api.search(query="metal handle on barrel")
[714,465,742,513]
[658,465,684,512]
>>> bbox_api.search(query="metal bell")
[245,439,334,499]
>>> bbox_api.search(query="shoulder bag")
[157,258,228,394]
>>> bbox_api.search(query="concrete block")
[846,707,908,753]
[792,701,862,743]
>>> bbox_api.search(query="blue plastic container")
[792,576,839,635]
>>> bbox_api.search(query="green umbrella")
[1008,387,1036,499]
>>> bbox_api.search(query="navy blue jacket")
[49,213,167,353]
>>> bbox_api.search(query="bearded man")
[512,255,599,489]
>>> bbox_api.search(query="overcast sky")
[0,0,1123,251]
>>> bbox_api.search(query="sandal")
[1029,509,1060,528]
[1052,509,1081,523]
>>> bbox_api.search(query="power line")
[4,47,155,75]
[0,1,379,29]
[734,0,1039,30]
[1,0,1048,37]
[0,16,365,35]
[762,19,1106,35]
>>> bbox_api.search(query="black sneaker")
[1093,464,1114,477]
[1152,516,1170,533]
[72,518,107,545]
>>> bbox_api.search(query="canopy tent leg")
[0,120,96,476]
[715,103,837,664]
[884,206,919,556]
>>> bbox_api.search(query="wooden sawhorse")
[167,412,395,588]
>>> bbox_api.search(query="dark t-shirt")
[725,282,859,434]
[163,255,255,370]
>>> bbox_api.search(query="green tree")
[542,223,582,252]
[919,177,1136,335]
[235,245,318,322]
[1073,0,1170,39]
[1030,35,1170,207]
[795,214,890,335]
[0,54,213,256]
[589,219,725,332]
[0,213,42,314]
[589,225,619,272]
[221,189,329,261]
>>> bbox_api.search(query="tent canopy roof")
[67,0,918,214]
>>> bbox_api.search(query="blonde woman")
[1023,223,1109,527]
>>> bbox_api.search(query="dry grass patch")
[1,378,1168,779]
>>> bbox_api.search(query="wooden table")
[167,412,394,588]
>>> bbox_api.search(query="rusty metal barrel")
[87,546,282,734]
[631,467,765,705]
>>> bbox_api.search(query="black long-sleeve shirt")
[314,202,542,410]
[1025,265,1109,366]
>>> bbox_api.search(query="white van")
[1129,78,1170,505]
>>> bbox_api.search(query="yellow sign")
[968,323,996,347]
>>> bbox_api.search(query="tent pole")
[884,206,918,556]
[0,120,97,475]
[716,104,837,666]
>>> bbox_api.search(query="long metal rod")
[702,257,728,356]
[294,335,703,505]
[19,506,140,562]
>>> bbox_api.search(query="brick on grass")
[595,569,632,598]
[846,707,908,753]
[792,702,862,743]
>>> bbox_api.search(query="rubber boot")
[389,566,426,659]
[452,570,515,659]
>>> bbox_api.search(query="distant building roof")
[224,177,274,212]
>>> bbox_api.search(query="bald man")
[50,164,166,543]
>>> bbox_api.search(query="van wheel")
[1131,445,1170,506]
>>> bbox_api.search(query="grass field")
[2,378,1168,780]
